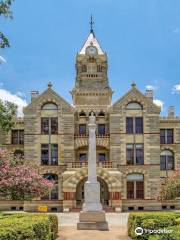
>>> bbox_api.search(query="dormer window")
[42,102,58,110]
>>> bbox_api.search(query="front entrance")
[76,177,109,207]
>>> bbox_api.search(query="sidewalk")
[57,213,129,240]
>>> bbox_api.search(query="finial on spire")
[48,82,52,88]
[131,81,136,88]
[89,15,94,33]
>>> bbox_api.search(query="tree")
[0,0,14,48]
[0,149,54,200]
[159,169,180,200]
[0,100,17,132]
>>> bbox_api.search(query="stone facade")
[0,29,180,212]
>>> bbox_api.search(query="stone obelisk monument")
[77,113,108,230]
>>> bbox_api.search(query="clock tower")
[71,18,112,107]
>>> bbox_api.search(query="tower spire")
[89,15,94,33]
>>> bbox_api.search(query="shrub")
[151,225,180,240]
[128,212,180,240]
[0,213,58,240]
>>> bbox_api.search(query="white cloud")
[146,85,155,90]
[0,88,27,117]
[0,56,6,64]
[172,84,180,94]
[153,99,164,109]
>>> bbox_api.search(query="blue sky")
[0,0,180,116]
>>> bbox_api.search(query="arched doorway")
[76,177,109,207]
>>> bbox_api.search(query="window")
[98,124,105,135]
[41,144,58,165]
[160,150,174,170]
[42,102,58,110]
[135,117,143,134]
[42,174,58,200]
[126,117,143,134]
[126,144,144,165]
[136,144,144,164]
[51,118,58,134]
[12,130,24,144]
[98,153,106,161]
[126,102,142,110]
[126,117,133,134]
[79,111,86,117]
[79,124,86,135]
[79,153,87,161]
[41,118,49,134]
[82,65,87,72]
[127,174,144,199]
[41,118,58,134]
[160,129,173,144]
[97,65,102,72]
[126,144,134,164]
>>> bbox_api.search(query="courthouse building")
[0,26,180,212]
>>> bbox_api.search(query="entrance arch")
[76,177,109,206]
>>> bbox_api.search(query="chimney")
[168,106,175,118]
[31,91,39,102]
[145,89,153,101]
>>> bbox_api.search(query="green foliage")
[0,214,58,240]
[0,0,14,48]
[128,212,180,240]
[0,100,17,132]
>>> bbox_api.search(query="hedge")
[0,214,58,240]
[128,212,180,240]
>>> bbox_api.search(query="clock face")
[86,46,97,55]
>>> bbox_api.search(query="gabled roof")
[111,83,161,113]
[24,83,73,113]
[79,31,104,55]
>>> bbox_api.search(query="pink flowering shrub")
[159,169,180,200]
[0,149,53,200]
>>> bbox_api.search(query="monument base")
[77,211,109,230]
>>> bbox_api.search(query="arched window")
[79,111,86,117]
[14,149,24,158]
[98,111,105,117]
[160,150,174,170]
[42,102,58,110]
[126,102,142,110]
[82,65,87,72]
[127,173,144,199]
[42,173,58,200]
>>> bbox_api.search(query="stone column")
[82,113,102,212]
[77,113,108,230]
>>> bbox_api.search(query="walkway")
[57,212,129,240]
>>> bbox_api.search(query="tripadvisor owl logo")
[135,227,143,235]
